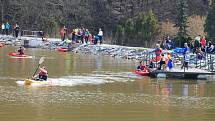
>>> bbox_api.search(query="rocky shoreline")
[0,35,153,61]
[75,44,151,60]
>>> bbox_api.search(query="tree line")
[0,0,214,47]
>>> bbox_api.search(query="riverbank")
[0,35,153,61]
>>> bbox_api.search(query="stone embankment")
[0,35,153,61]
[75,44,151,60]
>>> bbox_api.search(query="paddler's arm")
[39,67,48,74]
[32,74,38,79]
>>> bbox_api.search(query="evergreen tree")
[205,2,215,39]
[135,13,147,45]
[175,0,189,47]
[124,18,134,46]
[115,10,159,47]
[143,10,159,46]
[115,25,125,45]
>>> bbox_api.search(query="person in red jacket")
[200,36,206,48]
[137,61,147,71]
[33,66,48,81]
[153,44,163,62]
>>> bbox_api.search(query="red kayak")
[8,52,32,58]
[57,48,69,52]
[133,70,149,76]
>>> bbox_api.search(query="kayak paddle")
[32,57,45,78]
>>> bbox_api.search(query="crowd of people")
[60,26,104,46]
[162,36,175,50]
[137,34,215,72]
[1,22,20,37]
[136,43,174,72]
[186,35,210,60]
[1,22,104,45]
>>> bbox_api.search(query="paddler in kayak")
[137,61,148,72]
[17,46,25,55]
[32,66,48,81]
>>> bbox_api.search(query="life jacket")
[167,54,171,60]
[155,48,162,56]
[201,39,206,47]
[137,65,146,71]
[39,71,47,76]
[18,49,24,55]
[140,65,146,70]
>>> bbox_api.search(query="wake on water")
[16,72,141,87]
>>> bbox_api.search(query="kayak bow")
[24,79,51,86]
[57,48,69,52]
[8,52,32,58]
[133,70,149,76]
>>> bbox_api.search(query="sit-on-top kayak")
[57,48,69,52]
[24,79,52,86]
[8,52,33,58]
[133,70,149,76]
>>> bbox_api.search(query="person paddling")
[137,61,148,71]
[17,46,25,55]
[32,66,48,81]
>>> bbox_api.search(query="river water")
[0,46,215,121]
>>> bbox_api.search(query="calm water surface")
[0,46,215,121]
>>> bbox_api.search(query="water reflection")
[136,78,173,96]
[135,77,213,98]
[182,83,189,97]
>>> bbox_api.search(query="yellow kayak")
[24,79,52,86]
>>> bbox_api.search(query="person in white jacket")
[1,23,5,35]
[98,28,103,44]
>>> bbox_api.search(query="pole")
[210,54,212,71]
[184,54,185,72]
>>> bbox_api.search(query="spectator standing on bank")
[192,35,200,53]
[181,51,190,70]
[5,22,10,35]
[60,26,67,41]
[14,22,20,38]
[1,23,5,35]
[200,36,206,48]
[98,28,103,44]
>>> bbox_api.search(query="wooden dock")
[149,68,214,79]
